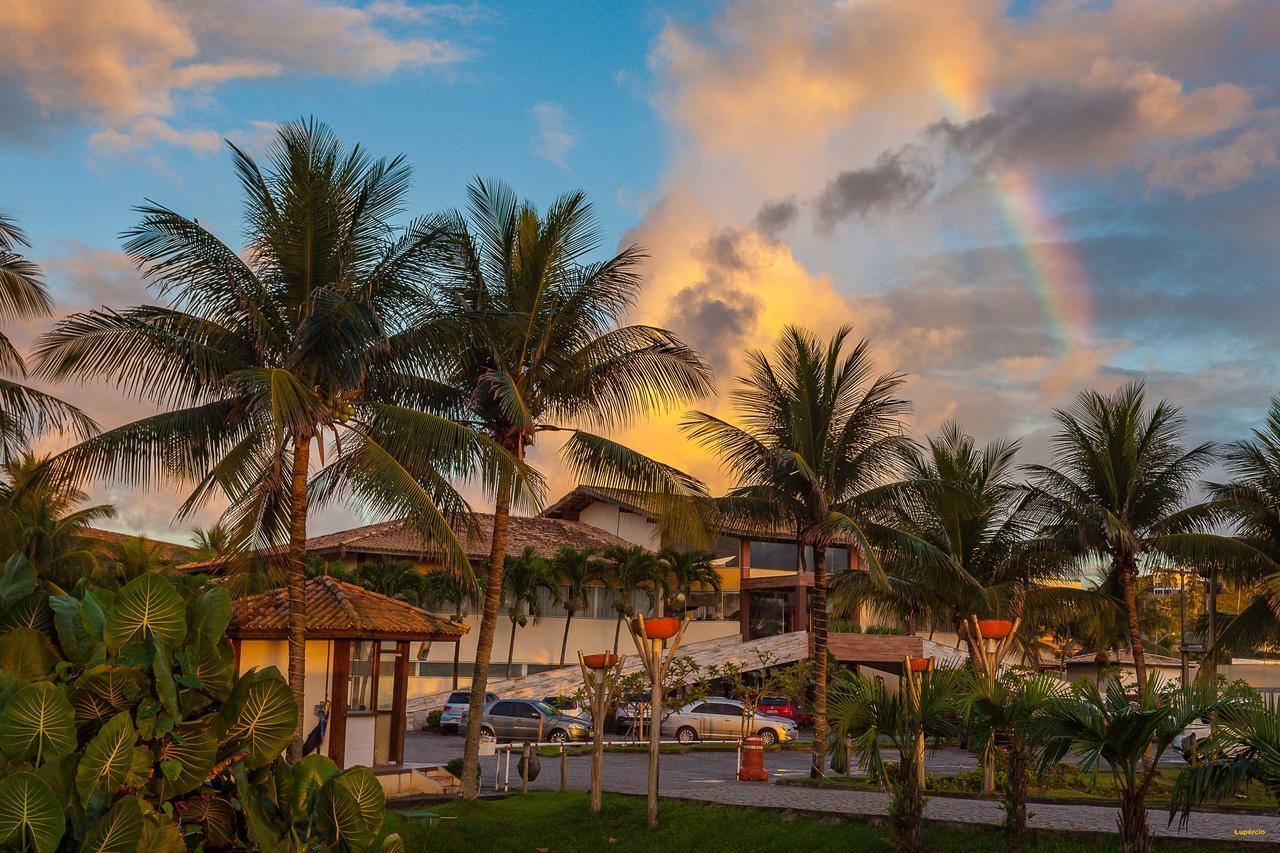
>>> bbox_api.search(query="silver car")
[661,697,798,746]
[439,690,497,734]
[479,698,591,744]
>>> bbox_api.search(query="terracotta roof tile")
[227,576,468,640]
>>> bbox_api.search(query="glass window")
[376,641,399,712]
[348,641,375,712]
[490,701,514,716]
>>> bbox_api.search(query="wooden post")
[521,742,530,795]
[630,614,692,830]
[579,650,623,814]
[968,615,1020,797]
[560,743,567,792]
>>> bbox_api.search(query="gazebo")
[227,576,467,771]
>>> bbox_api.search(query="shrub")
[0,554,399,852]
[426,708,443,730]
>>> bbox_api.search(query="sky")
[2,0,1279,542]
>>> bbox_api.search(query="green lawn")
[384,792,1239,852]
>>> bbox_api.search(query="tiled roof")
[1062,651,1187,668]
[82,528,198,563]
[227,576,468,640]
[305,513,637,561]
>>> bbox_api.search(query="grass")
[383,792,1243,852]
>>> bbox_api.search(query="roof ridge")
[321,575,362,624]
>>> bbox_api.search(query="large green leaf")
[0,554,36,612]
[0,771,64,853]
[233,761,280,852]
[152,642,180,719]
[175,796,236,848]
[335,767,385,842]
[103,574,187,654]
[49,594,95,663]
[381,835,405,853]
[186,586,231,646]
[75,711,152,804]
[220,669,296,769]
[0,626,58,680]
[81,794,144,853]
[178,638,234,701]
[317,776,374,852]
[69,665,147,728]
[153,721,218,799]
[290,753,340,822]
[0,681,76,764]
[0,591,53,634]
[138,815,186,853]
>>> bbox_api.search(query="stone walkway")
[406,732,1279,845]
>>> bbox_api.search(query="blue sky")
[3,0,1279,538]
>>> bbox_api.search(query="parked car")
[480,698,592,744]
[613,693,651,733]
[543,695,591,721]
[1172,718,1244,759]
[439,690,498,734]
[661,697,799,746]
[756,696,818,726]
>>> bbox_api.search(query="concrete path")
[405,732,1279,845]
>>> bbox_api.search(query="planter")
[582,653,618,670]
[908,656,933,672]
[632,616,681,640]
[976,619,1014,640]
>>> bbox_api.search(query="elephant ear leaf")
[0,771,64,853]
[176,796,236,848]
[290,753,341,822]
[317,775,374,852]
[104,574,186,654]
[138,813,186,853]
[233,761,281,853]
[49,595,94,663]
[335,767,385,842]
[153,721,218,799]
[0,554,36,612]
[81,793,144,853]
[0,681,76,765]
[0,591,52,634]
[70,665,147,728]
[381,834,405,853]
[0,626,58,680]
[221,669,296,769]
[187,585,232,645]
[75,711,152,804]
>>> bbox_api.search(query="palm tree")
[33,121,513,758]
[658,546,722,617]
[434,178,714,798]
[1191,397,1280,660]
[0,451,114,590]
[550,545,607,665]
[966,671,1066,842]
[419,568,483,688]
[1041,675,1223,853]
[833,422,1078,659]
[1171,693,1280,825]
[189,522,232,562]
[502,546,554,678]
[1024,383,1239,689]
[0,213,95,458]
[683,325,916,779]
[605,544,662,654]
[828,665,966,853]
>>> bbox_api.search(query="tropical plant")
[0,451,115,589]
[0,552,403,852]
[658,546,722,617]
[189,523,232,563]
[604,544,662,654]
[431,177,714,798]
[683,325,917,779]
[707,651,813,737]
[33,121,517,758]
[1040,675,1224,852]
[501,546,555,678]
[965,670,1067,842]
[550,545,607,665]
[419,569,482,689]
[1023,383,1245,689]
[1170,692,1280,826]
[0,213,95,460]
[828,665,967,853]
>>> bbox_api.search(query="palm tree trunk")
[613,611,623,655]
[452,603,463,690]
[559,609,573,666]
[285,433,311,761]
[461,451,515,799]
[506,612,518,679]
[1006,736,1028,842]
[1118,555,1148,688]
[810,543,829,779]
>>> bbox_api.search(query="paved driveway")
[403,732,1277,844]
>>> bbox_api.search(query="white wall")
[578,502,660,549]
[237,639,336,757]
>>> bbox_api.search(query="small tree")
[502,547,555,678]
[966,669,1066,843]
[658,547,722,617]
[829,665,966,853]
[552,546,608,665]
[1041,675,1223,853]
[709,650,813,737]
[604,545,661,654]
[1170,689,1277,827]
[614,655,704,742]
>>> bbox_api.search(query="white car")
[660,697,799,746]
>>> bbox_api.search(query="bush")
[426,708,443,730]
[0,554,399,852]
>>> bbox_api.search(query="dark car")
[480,698,591,744]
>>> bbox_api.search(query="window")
[348,641,375,712]
[376,641,399,712]
[688,702,709,714]
[708,702,741,716]
[490,701,515,717]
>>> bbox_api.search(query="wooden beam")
[391,640,409,765]
[329,639,350,768]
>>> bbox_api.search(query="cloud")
[753,197,799,235]
[0,0,472,151]
[813,149,935,229]
[530,102,577,169]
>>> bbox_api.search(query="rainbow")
[933,72,1093,367]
